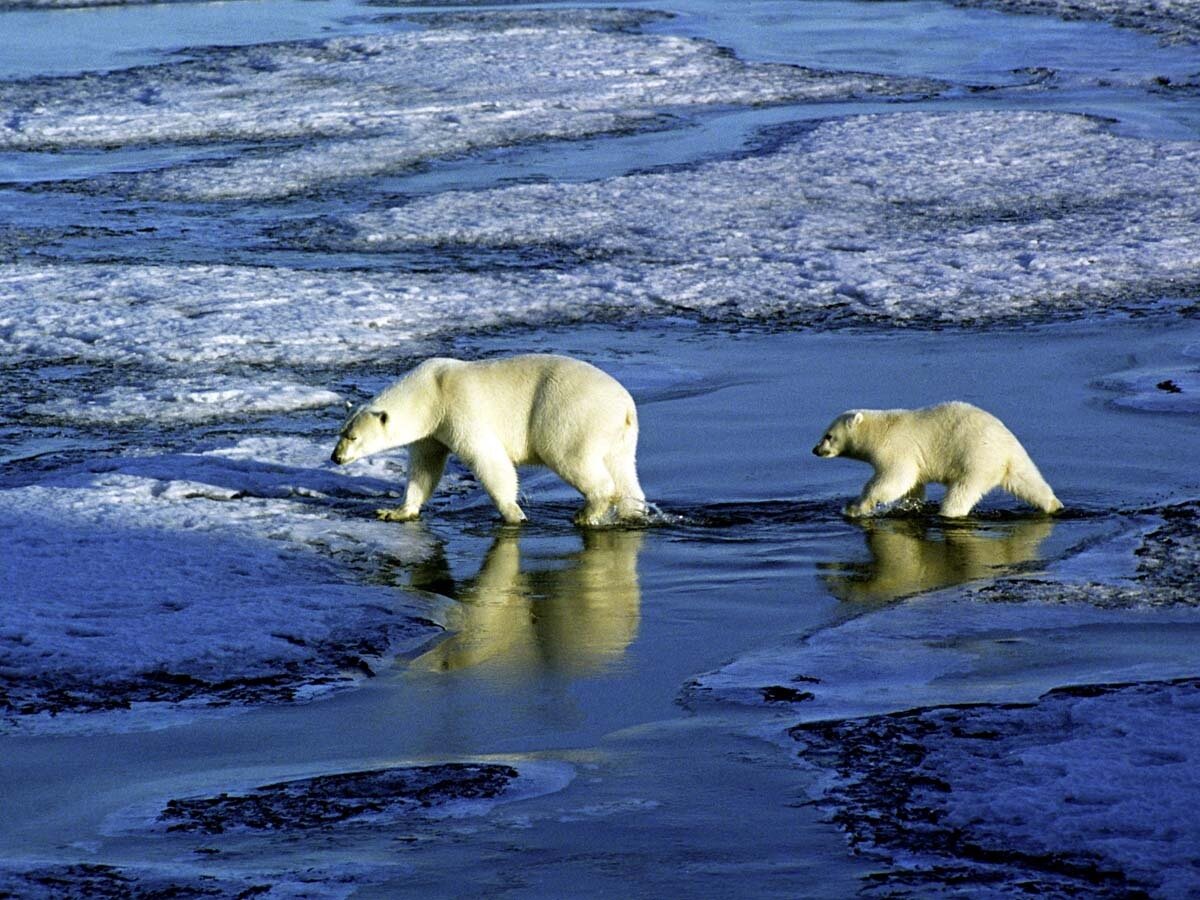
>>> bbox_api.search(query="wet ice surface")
[0,438,447,731]
[0,9,940,201]
[340,110,1200,323]
[3,0,1200,896]
[950,0,1200,45]
[793,678,1200,897]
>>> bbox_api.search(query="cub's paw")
[841,501,875,518]
[498,504,527,525]
[376,507,419,522]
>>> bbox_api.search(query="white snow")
[28,377,342,424]
[0,12,937,200]
[344,110,1200,324]
[0,436,439,733]
[917,681,1200,896]
[955,0,1200,44]
[797,680,1200,896]
[3,112,1199,394]
[0,263,609,368]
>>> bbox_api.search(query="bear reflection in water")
[410,529,643,678]
[821,517,1056,604]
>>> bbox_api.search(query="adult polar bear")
[331,354,645,526]
[813,401,1062,518]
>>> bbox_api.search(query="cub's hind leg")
[1003,456,1063,513]
[939,477,991,518]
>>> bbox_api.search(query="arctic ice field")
[2,0,1200,896]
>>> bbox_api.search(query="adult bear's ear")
[376,410,389,427]
[851,411,864,427]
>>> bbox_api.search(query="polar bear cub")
[331,354,645,526]
[812,401,1062,518]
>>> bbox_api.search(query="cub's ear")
[851,411,864,427]
[375,410,389,427]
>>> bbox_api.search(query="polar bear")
[812,401,1062,518]
[330,354,645,526]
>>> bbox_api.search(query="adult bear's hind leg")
[557,453,618,527]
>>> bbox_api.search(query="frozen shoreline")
[951,0,1200,45]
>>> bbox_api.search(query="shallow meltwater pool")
[3,0,1200,892]
[3,319,1198,895]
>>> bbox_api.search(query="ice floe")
[103,755,575,835]
[793,679,1200,896]
[688,590,1200,720]
[1098,343,1200,414]
[689,505,1200,719]
[3,111,1199,398]
[0,10,939,200]
[697,505,1200,894]
[339,110,1200,325]
[27,376,342,425]
[154,762,524,833]
[0,436,440,732]
[952,0,1200,45]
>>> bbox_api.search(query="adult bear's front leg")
[375,438,450,522]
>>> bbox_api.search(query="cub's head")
[330,406,391,465]
[812,410,865,459]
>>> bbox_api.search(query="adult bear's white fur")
[331,354,645,526]
[812,401,1062,518]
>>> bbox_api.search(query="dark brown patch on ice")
[158,762,519,834]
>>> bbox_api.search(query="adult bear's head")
[331,405,391,465]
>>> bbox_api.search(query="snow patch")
[28,377,342,424]
[0,447,438,733]
[0,12,939,200]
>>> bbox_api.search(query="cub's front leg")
[843,466,919,518]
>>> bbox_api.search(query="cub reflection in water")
[411,529,644,678]
[821,517,1056,605]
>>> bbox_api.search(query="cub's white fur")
[812,401,1062,518]
[331,354,645,526]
